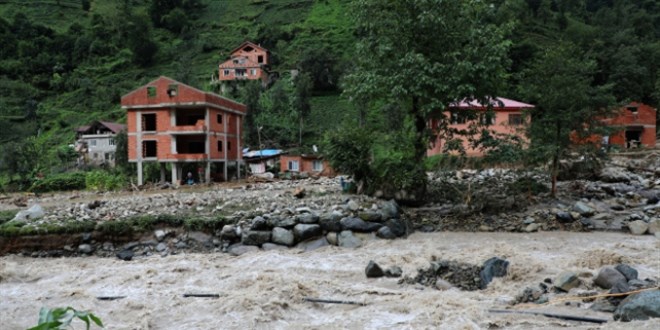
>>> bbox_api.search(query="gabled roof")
[451,97,534,109]
[76,121,125,134]
[120,76,246,111]
[99,121,126,133]
[229,41,268,55]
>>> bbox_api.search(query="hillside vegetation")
[0,0,658,192]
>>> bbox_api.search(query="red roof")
[451,97,534,109]
[76,121,125,134]
[99,121,126,133]
[228,41,268,56]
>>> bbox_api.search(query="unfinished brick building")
[121,76,246,185]
[603,102,657,149]
[218,41,270,82]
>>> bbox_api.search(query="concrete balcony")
[167,153,208,161]
[169,124,207,134]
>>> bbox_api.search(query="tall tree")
[342,0,511,200]
[520,42,614,196]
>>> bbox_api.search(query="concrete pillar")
[159,163,166,183]
[223,161,228,182]
[177,164,183,184]
[137,161,143,186]
[237,160,241,179]
[171,163,178,185]
[205,161,211,183]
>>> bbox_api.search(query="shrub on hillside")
[85,171,126,191]
[29,172,86,193]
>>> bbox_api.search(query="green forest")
[0,0,658,198]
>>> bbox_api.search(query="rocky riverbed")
[1,231,658,329]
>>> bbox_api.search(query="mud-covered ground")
[2,231,659,329]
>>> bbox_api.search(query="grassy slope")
[0,0,355,162]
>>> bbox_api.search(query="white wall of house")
[79,134,118,165]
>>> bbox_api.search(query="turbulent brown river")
[1,232,659,329]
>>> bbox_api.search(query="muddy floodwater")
[1,231,659,329]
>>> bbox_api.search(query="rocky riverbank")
[0,152,658,258]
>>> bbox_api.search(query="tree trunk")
[551,119,561,197]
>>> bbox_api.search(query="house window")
[227,140,231,151]
[217,114,223,124]
[236,69,246,77]
[109,138,115,146]
[508,114,523,126]
[104,153,110,161]
[257,55,264,63]
[250,69,257,76]
[142,114,157,131]
[312,160,323,172]
[167,84,178,97]
[288,160,299,172]
[450,111,467,124]
[142,140,157,158]
[217,140,223,152]
[626,106,638,114]
[93,153,98,159]
[147,86,156,98]
[90,139,97,146]
[223,69,230,76]
[479,113,495,125]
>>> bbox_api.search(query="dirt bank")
[1,231,658,329]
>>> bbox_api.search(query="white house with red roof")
[75,121,126,166]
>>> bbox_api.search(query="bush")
[30,172,86,193]
[85,170,126,191]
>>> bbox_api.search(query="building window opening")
[147,86,157,98]
[217,114,223,124]
[223,69,230,76]
[250,69,257,76]
[508,114,523,126]
[235,69,246,77]
[450,111,468,124]
[312,160,323,172]
[217,140,223,152]
[258,55,264,63]
[143,140,157,157]
[227,141,232,151]
[626,106,638,114]
[167,84,178,97]
[288,160,299,172]
[90,139,97,146]
[109,138,115,146]
[479,113,495,125]
[142,114,157,131]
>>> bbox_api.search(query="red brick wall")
[604,102,657,148]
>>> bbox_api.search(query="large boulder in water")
[594,266,627,289]
[554,271,580,292]
[614,290,660,321]
[479,257,509,289]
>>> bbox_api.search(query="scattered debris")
[303,297,366,306]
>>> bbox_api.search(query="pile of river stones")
[219,199,409,255]
[514,264,659,322]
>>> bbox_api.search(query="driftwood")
[182,293,220,298]
[488,309,608,324]
[96,296,126,301]
[302,297,366,306]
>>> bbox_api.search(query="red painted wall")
[280,155,335,176]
